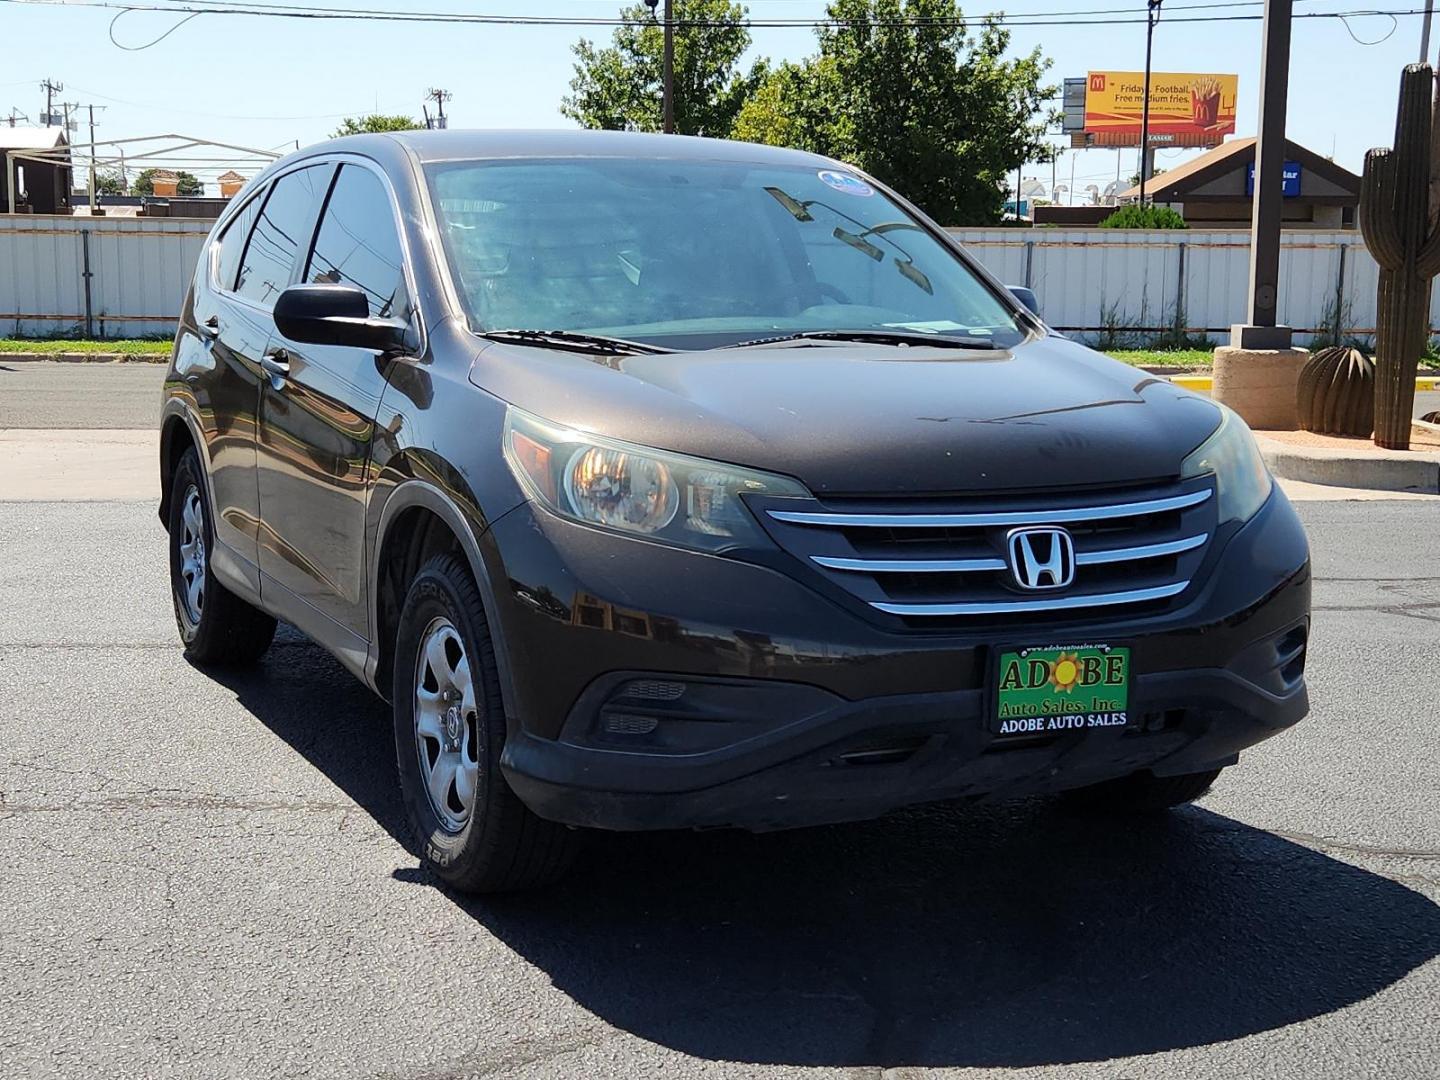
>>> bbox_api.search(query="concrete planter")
[1211,346,1309,429]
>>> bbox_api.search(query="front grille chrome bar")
[813,554,1008,573]
[813,532,1208,575]
[1074,533,1208,566]
[769,488,1211,529]
[873,581,1190,617]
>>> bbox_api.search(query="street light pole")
[1138,0,1163,204]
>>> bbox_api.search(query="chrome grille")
[756,482,1216,623]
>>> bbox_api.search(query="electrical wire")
[0,0,1429,32]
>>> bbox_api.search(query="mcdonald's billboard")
[1083,71,1238,147]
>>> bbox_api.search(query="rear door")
[255,161,414,642]
[187,185,271,581]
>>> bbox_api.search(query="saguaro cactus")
[1359,64,1440,450]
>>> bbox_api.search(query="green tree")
[561,0,767,136]
[734,0,1056,224]
[331,114,422,137]
[92,169,126,196]
[132,169,203,196]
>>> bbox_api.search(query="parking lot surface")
[1,366,1437,1079]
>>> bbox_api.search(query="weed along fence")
[947,228,1407,349]
[0,216,210,338]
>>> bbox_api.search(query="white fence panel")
[948,227,1395,347]
[0,216,210,338]
[0,217,1423,346]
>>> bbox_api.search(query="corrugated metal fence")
[0,217,1412,346]
[947,227,1407,347]
[0,215,210,338]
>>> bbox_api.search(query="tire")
[168,447,277,665]
[1062,767,1224,813]
[392,553,580,893]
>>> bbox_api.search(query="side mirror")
[273,283,408,352]
[1006,285,1040,316]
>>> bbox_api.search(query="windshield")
[427,157,1028,350]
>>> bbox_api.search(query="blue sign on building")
[1246,161,1302,197]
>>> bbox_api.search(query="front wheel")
[392,553,579,893]
[1063,767,1224,813]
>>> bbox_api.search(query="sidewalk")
[0,429,156,501]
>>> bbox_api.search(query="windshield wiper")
[723,329,1002,350]
[479,329,670,355]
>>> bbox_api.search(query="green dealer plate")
[993,644,1131,738]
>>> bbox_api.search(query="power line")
[0,0,1428,31]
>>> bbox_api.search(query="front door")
[256,162,414,641]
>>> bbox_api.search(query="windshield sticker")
[817,169,874,197]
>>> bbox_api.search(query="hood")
[468,333,1223,496]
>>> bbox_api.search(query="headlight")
[1180,403,1272,524]
[503,407,809,550]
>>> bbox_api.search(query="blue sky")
[0,1,1407,200]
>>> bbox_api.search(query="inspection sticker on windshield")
[817,169,874,197]
[992,644,1130,737]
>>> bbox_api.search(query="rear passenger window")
[305,165,409,319]
[236,165,328,308]
[214,190,263,292]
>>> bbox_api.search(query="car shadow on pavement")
[207,640,1440,1070]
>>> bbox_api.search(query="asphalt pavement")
[1,363,1438,1079]
[1,360,1438,431]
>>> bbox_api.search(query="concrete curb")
[1254,433,1440,494]
[1162,373,1440,393]
[0,352,169,364]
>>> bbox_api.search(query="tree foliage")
[92,169,126,196]
[734,0,1056,224]
[562,0,767,136]
[331,114,422,137]
[1099,204,1188,229]
[132,169,203,196]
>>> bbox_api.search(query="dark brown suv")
[160,130,1310,892]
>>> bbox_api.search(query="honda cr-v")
[159,131,1310,892]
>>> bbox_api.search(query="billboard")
[1083,71,1238,147]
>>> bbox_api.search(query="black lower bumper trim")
[501,666,1308,832]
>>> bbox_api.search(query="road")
[1,364,1437,1079]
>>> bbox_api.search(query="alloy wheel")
[178,485,207,625]
[413,616,481,833]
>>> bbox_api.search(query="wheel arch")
[368,481,519,725]
[158,406,205,527]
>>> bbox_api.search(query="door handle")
[260,349,291,387]
[198,315,220,343]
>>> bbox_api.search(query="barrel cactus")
[1296,346,1375,437]
[1359,64,1440,450]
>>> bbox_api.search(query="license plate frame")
[991,643,1132,739]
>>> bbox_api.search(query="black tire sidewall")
[392,560,501,877]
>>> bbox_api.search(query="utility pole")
[86,103,106,211]
[1422,0,1435,62]
[40,78,62,127]
[662,0,675,133]
[642,0,676,132]
[424,88,452,130]
[1138,0,1163,203]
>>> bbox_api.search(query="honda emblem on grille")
[1006,527,1076,590]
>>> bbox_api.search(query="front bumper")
[483,487,1311,831]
